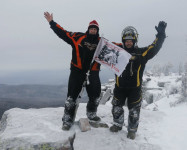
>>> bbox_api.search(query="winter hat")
[88,20,99,31]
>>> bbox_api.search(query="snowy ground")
[74,73,187,150]
[0,74,187,150]
[74,94,187,150]
[144,94,187,150]
[0,97,186,150]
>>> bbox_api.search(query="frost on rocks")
[0,108,76,150]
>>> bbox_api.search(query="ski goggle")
[122,34,136,40]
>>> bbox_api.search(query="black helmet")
[121,26,138,46]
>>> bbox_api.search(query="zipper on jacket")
[130,61,133,76]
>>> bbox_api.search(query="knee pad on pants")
[112,105,124,126]
[64,97,77,111]
[112,105,124,119]
[63,97,77,119]
[128,104,141,132]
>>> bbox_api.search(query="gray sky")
[0,0,187,73]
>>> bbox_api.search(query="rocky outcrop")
[0,101,164,150]
[0,108,75,150]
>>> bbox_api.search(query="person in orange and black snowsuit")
[44,12,101,130]
[109,21,167,139]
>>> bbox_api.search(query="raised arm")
[141,21,167,60]
[44,12,75,45]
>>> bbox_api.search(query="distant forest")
[0,84,88,119]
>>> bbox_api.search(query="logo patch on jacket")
[84,42,97,51]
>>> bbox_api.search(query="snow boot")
[62,97,77,131]
[87,97,101,121]
[87,112,101,122]
[127,131,136,140]
[109,124,122,132]
[62,123,71,131]
[89,115,101,122]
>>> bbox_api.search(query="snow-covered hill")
[0,73,187,150]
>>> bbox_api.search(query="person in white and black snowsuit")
[44,12,101,130]
[110,21,167,139]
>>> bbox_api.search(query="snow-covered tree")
[181,62,187,101]
[178,62,183,75]
[151,64,162,76]
[184,62,187,74]
[162,62,173,76]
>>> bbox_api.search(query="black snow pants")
[62,68,101,125]
[112,85,142,132]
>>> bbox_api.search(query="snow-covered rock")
[1,101,185,150]
[100,88,112,104]
[0,107,75,150]
[100,79,115,104]
[79,118,91,132]
[143,74,182,105]
[0,103,163,150]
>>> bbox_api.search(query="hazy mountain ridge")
[0,68,114,85]
[0,84,67,99]
[0,84,89,119]
[0,68,115,119]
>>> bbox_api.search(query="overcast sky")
[0,0,187,73]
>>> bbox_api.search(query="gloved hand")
[155,21,167,35]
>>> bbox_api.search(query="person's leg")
[127,87,142,139]
[62,69,85,130]
[110,86,127,132]
[86,71,101,121]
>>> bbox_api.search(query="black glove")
[155,21,167,35]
